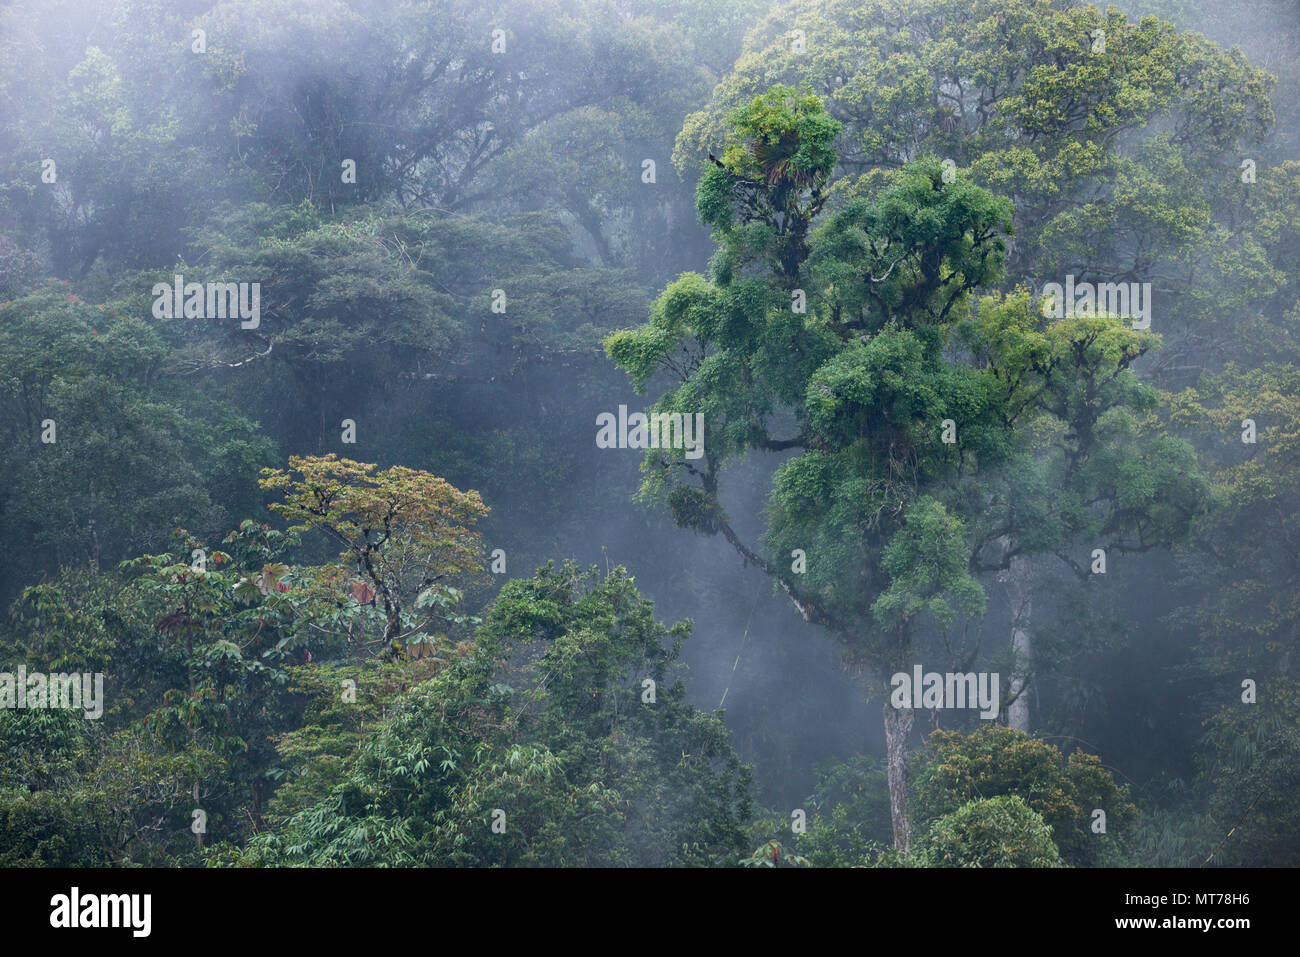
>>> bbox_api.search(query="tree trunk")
[883,701,914,853]
[1000,552,1032,732]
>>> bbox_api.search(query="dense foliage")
[1,0,1296,867]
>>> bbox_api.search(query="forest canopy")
[1,0,1298,871]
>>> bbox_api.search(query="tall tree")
[610,87,1018,849]
[673,0,1269,730]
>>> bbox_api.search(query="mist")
[0,0,1296,897]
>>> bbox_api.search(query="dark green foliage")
[916,794,1064,868]
[1207,726,1300,866]
[240,563,752,867]
[910,726,1136,867]
[0,0,1298,869]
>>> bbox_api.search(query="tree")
[672,0,1272,733]
[1207,726,1300,866]
[0,0,724,279]
[746,754,892,867]
[3,520,310,861]
[241,562,753,867]
[916,794,1064,868]
[610,89,1017,851]
[909,725,1136,867]
[0,285,274,606]
[258,454,488,657]
[958,290,1210,727]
